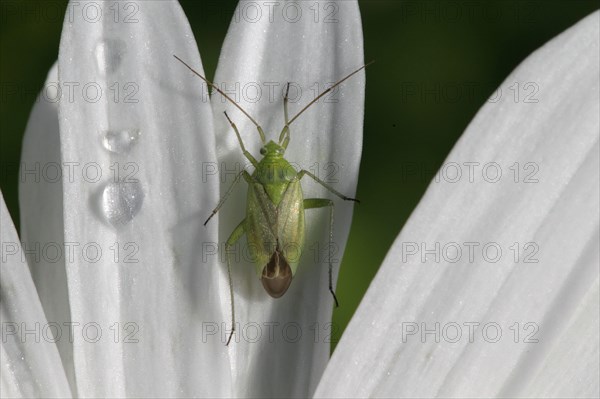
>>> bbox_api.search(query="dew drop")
[101,129,140,154]
[94,39,126,76]
[101,181,144,226]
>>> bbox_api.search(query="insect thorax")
[253,156,299,205]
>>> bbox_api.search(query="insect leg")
[284,82,290,124]
[223,111,260,168]
[204,170,247,226]
[279,83,291,148]
[304,198,339,307]
[224,219,246,345]
[298,170,360,203]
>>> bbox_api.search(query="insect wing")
[276,179,305,275]
[245,179,305,277]
[246,181,278,275]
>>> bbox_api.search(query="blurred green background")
[1,1,598,349]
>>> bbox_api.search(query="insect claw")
[226,329,234,346]
[330,288,340,308]
[204,212,216,226]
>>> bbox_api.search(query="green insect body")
[245,146,304,297]
[174,55,370,345]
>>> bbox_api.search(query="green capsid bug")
[174,55,370,345]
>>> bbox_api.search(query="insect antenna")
[285,60,375,129]
[173,54,266,143]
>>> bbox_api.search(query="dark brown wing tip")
[261,250,293,298]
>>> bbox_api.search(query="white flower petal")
[18,62,79,392]
[1,191,72,398]
[316,10,599,399]
[211,0,364,397]
[56,1,227,397]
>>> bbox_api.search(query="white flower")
[2,2,598,399]
[316,9,600,399]
[2,1,363,397]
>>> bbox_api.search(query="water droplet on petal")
[94,39,126,76]
[101,129,140,153]
[101,181,144,226]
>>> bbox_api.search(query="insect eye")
[277,148,284,155]
[260,147,267,155]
